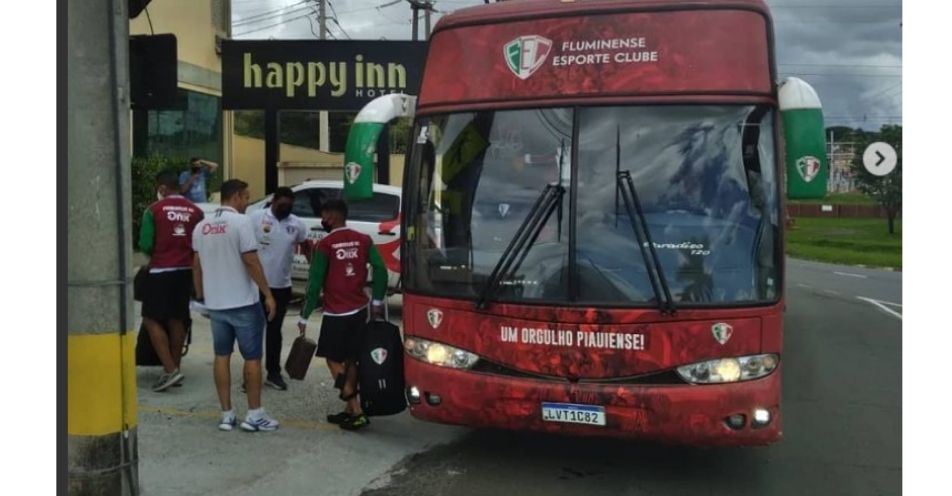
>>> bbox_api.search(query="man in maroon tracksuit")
[139,169,204,392]
[298,199,387,431]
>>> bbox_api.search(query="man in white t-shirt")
[248,187,307,391]
[192,179,279,432]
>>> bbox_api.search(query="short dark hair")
[190,157,201,164]
[273,187,295,202]
[155,169,179,190]
[220,179,249,202]
[321,199,348,218]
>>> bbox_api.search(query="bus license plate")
[541,402,606,426]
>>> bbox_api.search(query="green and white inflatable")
[342,94,418,200]
[779,77,828,200]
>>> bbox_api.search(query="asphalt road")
[137,257,901,495]
[360,259,902,496]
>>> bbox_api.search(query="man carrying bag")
[298,200,388,431]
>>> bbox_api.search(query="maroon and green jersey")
[139,195,203,270]
[301,227,387,318]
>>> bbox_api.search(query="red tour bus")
[401,0,784,445]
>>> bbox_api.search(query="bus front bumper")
[404,359,782,446]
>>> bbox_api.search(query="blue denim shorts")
[209,303,265,360]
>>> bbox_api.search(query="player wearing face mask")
[247,187,308,390]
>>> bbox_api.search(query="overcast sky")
[231,0,902,130]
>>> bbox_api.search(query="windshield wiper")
[616,170,676,315]
[476,183,566,310]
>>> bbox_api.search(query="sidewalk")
[135,299,463,496]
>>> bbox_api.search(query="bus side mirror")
[779,77,828,200]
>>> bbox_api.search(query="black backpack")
[358,318,407,416]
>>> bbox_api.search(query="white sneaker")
[218,414,236,432]
[240,411,280,432]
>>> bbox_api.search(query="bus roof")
[418,0,775,112]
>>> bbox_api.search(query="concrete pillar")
[67,0,138,494]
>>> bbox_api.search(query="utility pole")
[412,3,419,41]
[424,1,431,37]
[68,0,138,493]
[407,0,435,41]
[318,0,330,152]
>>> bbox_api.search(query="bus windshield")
[405,105,780,307]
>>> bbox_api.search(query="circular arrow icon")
[862,142,898,176]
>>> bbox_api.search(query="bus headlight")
[676,354,779,384]
[404,337,480,369]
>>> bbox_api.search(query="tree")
[850,124,902,234]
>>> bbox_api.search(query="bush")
[131,155,185,248]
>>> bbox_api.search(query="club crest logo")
[345,162,362,184]
[427,308,443,329]
[262,222,272,233]
[173,224,186,236]
[498,203,511,218]
[370,347,388,365]
[504,35,553,80]
[796,155,821,183]
[711,323,733,345]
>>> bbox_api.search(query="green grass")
[789,192,877,205]
[786,217,902,269]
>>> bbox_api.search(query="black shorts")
[141,269,192,321]
[317,309,368,363]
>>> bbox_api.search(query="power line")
[307,14,320,38]
[773,18,901,24]
[779,63,901,69]
[233,4,312,27]
[780,73,901,78]
[377,7,412,25]
[328,1,352,39]
[863,82,903,102]
[233,13,313,37]
[233,1,309,23]
[333,3,393,15]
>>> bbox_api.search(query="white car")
[196,180,402,293]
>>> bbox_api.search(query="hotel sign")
[222,40,426,110]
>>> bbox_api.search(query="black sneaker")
[326,411,352,424]
[152,369,184,392]
[339,413,370,431]
[265,374,288,391]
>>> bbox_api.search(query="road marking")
[866,298,903,308]
[139,405,338,431]
[834,271,868,279]
[857,296,902,320]
[824,289,840,296]
[797,283,813,289]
